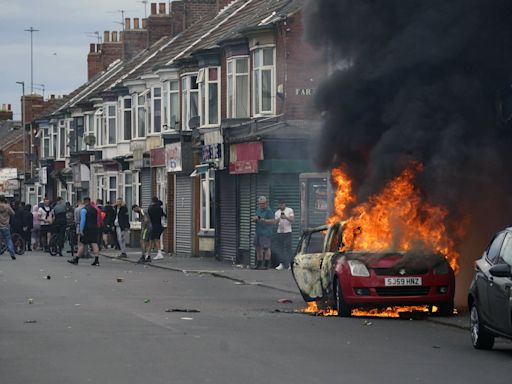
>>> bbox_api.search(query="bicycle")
[0,232,25,256]
[49,225,77,257]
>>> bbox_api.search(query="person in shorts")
[67,197,101,266]
[132,204,151,263]
[252,196,276,269]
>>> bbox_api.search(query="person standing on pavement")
[22,203,34,251]
[147,196,166,260]
[102,201,116,249]
[67,197,101,266]
[38,197,53,252]
[0,195,16,260]
[51,197,67,256]
[114,198,130,258]
[252,196,276,269]
[132,204,150,263]
[274,200,295,270]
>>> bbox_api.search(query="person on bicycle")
[0,195,16,260]
[51,197,67,256]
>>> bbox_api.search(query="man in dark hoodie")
[51,197,67,256]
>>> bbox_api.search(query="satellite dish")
[84,134,96,146]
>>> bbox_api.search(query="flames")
[328,162,462,272]
[302,302,440,318]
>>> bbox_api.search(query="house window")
[96,175,104,202]
[58,120,66,160]
[75,116,85,152]
[162,81,179,131]
[42,126,50,158]
[106,104,117,145]
[134,93,147,139]
[198,67,220,126]
[107,175,117,203]
[181,74,199,130]
[51,123,57,158]
[121,97,132,141]
[227,57,249,118]
[95,108,104,146]
[253,47,275,115]
[84,113,94,149]
[200,169,215,231]
[152,86,162,133]
[58,180,67,200]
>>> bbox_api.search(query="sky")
[0,0,151,120]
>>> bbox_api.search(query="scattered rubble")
[165,308,200,313]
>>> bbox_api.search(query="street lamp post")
[16,81,25,200]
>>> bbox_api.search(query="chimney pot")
[8,104,11,111]
[103,31,110,43]
[134,18,140,29]
[90,43,96,53]
[125,18,131,30]
[142,18,148,29]
[150,3,157,15]
[51,95,55,99]
[159,2,166,14]
[96,43,102,52]
[112,31,118,42]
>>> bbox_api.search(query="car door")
[292,227,332,301]
[489,232,512,333]
[476,231,506,324]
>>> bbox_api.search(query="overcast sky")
[0,0,150,120]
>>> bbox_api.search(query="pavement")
[100,247,471,330]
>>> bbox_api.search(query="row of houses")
[21,0,329,265]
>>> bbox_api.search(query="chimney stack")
[90,43,96,53]
[134,18,140,29]
[150,3,157,15]
[103,31,110,43]
[125,18,131,30]
[112,31,118,42]
[159,2,166,14]
[142,18,148,29]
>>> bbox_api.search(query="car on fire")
[291,222,456,317]
[468,227,512,349]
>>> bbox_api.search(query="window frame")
[198,67,221,127]
[105,102,117,146]
[151,85,163,134]
[252,46,276,116]
[57,119,66,160]
[200,169,215,232]
[120,96,132,142]
[227,56,250,118]
[181,73,199,131]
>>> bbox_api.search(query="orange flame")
[329,162,462,272]
[302,302,446,318]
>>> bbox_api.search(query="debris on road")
[180,317,194,320]
[363,320,373,326]
[116,278,124,283]
[144,299,151,303]
[46,275,51,280]
[277,298,293,304]
[28,298,33,304]
[165,308,200,313]
[24,320,37,324]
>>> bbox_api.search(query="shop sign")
[166,142,182,172]
[229,142,263,174]
[202,143,222,162]
[151,147,166,167]
[0,168,18,182]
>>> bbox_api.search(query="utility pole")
[16,81,26,199]
[137,0,148,18]
[24,27,39,94]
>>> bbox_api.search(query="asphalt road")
[1,252,511,384]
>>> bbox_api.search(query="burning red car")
[292,222,455,317]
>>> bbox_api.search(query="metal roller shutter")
[176,175,192,256]
[140,168,152,212]
[219,172,237,263]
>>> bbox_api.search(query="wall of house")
[276,10,327,120]
[0,140,24,170]
[0,104,13,121]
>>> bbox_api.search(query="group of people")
[67,196,166,266]
[252,196,295,270]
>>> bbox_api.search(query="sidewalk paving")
[100,247,470,330]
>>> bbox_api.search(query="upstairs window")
[133,91,148,139]
[253,47,275,115]
[181,74,199,130]
[152,86,162,133]
[227,57,249,118]
[58,120,66,159]
[42,125,50,158]
[95,108,104,146]
[75,116,85,152]
[106,104,117,145]
[163,80,180,131]
[121,97,132,141]
[198,67,220,126]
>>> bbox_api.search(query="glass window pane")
[125,173,132,184]
[191,76,198,90]
[109,118,116,143]
[254,71,260,114]
[170,93,179,127]
[262,69,272,111]
[108,105,116,116]
[170,80,179,91]
[191,92,198,118]
[109,176,116,189]
[124,98,131,108]
[227,61,232,75]
[236,75,249,118]
[263,48,274,66]
[236,58,248,73]
[124,110,132,140]
[254,50,262,67]
[138,107,146,136]
[154,99,161,132]
[227,74,233,118]
[208,83,218,125]
[153,87,161,97]
[208,67,218,81]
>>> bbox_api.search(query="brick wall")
[276,10,327,120]
[0,140,24,170]
[0,104,13,121]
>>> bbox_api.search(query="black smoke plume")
[304,0,512,245]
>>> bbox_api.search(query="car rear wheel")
[334,279,351,317]
[470,304,494,350]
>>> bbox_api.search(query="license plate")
[384,277,422,286]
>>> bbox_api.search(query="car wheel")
[334,279,351,317]
[470,304,494,350]
[437,301,454,317]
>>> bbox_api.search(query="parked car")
[291,222,456,317]
[468,227,512,349]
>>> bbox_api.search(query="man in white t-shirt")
[274,200,294,270]
[38,197,53,252]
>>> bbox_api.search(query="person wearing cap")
[252,196,276,269]
[274,200,295,270]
